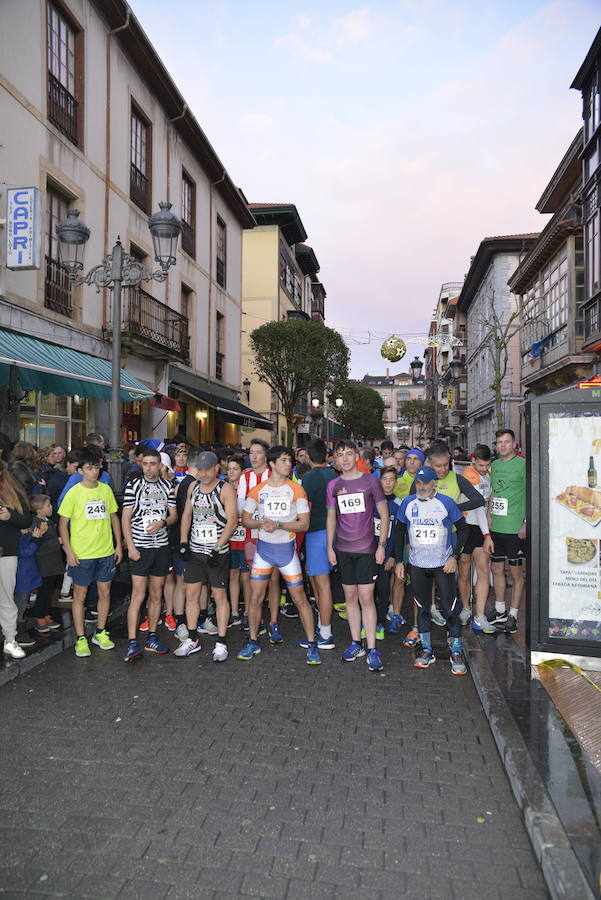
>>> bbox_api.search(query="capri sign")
[6,187,42,270]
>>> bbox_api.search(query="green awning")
[0,327,154,402]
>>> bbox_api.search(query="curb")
[465,632,595,900]
[0,598,128,689]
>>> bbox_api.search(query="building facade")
[361,370,426,445]
[508,131,595,396]
[422,282,464,446]
[241,204,327,445]
[571,28,601,362]
[457,235,537,447]
[0,0,268,449]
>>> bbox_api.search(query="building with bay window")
[0,0,269,449]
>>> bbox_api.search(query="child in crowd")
[29,494,63,633]
[226,455,248,627]
[173,446,189,484]
[13,519,44,647]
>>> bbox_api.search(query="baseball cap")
[196,450,219,469]
[415,465,437,483]
[159,451,174,473]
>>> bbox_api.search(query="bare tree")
[476,289,547,429]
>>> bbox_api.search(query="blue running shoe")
[375,624,385,641]
[306,643,321,665]
[144,634,168,654]
[268,623,283,644]
[414,648,436,668]
[367,648,383,671]
[341,641,365,662]
[123,639,142,662]
[237,639,261,660]
[386,613,405,634]
[298,629,335,650]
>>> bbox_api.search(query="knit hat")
[405,448,425,464]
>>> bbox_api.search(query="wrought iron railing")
[215,351,224,381]
[130,163,149,212]
[48,73,78,144]
[45,255,73,317]
[117,285,189,359]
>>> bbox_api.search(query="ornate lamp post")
[56,203,182,481]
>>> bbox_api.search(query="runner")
[393,448,424,500]
[487,429,526,634]
[326,440,389,672]
[121,448,177,662]
[300,437,339,649]
[57,448,122,658]
[393,465,469,675]
[237,439,282,641]
[457,444,496,634]
[238,446,320,664]
[176,451,237,660]
[374,466,402,638]
[168,454,200,641]
[227,454,248,627]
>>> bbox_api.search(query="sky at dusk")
[130,0,599,377]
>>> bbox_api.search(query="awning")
[149,393,181,412]
[0,327,155,401]
[172,381,273,431]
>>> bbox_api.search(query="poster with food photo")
[548,414,601,641]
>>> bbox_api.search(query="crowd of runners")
[0,430,526,675]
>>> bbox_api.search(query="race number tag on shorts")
[374,518,392,538]
[192,521,217,545]
[85,501,108,520]
[414,526,440,545]
[338,492,366,514]
[232,524,246,542]
[264,496,290,518]
[492,497,508,516]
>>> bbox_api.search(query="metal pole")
[109,240,123,486]
[433,373,439,439]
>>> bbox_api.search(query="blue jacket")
[15,533,42,594]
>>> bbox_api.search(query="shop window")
[19,392,88,448]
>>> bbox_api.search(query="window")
[20,391,87,448]
[215,311,225,381]
[216,217,226,287]
[47,2,81,145]
[181,283,191,320]
[181,170,195,257]
[45,184,72,317]
[541,246,569,337]
[130,104,151,212]
[585,207,600,301]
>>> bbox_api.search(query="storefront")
[171,381,273,444]
[0,327,154,447]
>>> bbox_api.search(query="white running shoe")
[212,642,228,662]
[459,608,471,626]
[173,637,201,658]
[431,606,446,627]
[3,640,26,659]
[198,618,218,635]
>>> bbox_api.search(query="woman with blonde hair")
[10,441,45,495]
[0,461,32,658]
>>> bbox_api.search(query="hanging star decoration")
[380,336,407,362]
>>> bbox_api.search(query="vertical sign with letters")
[6,187,42,270]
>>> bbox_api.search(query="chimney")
[386,368,389,377]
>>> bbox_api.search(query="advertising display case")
[526,383,601,659]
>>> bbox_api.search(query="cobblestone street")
[0,616,548,900]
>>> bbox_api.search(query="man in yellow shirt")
[58,448,122,659]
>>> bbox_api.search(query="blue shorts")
[69,554,116,587]
[230,549,249,573]
[171,549,185,576]
[305,530,331,577]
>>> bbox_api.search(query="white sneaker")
[212,642,228,662]
[198,617,218,635]
[3,640,26,659]
[430,606,446,627]
[174,623,189,641]
[459,607,471,626]
[173,637,201,658]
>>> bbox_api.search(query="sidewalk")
[0,613,547,900]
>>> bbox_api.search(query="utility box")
[526,383,601,660]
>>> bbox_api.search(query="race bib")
[232,524,247,542]
[414,526,440,545]
[142,515,164,533]
[192,521,217,545]
[338,492,366,514]
[492,497,508,516]
[264,496,290,519]
[85,501,108,520]
[374,518,392,538]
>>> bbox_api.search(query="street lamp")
[242,378,251,403]
[410,354,464,442]
[335,396,343,408]
[311,395,321,409]
[56,203,182,482]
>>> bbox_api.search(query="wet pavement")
[0,615,548,899]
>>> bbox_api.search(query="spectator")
[10,441,45,495]
[0,463,32,659]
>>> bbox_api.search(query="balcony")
[181,221,195,257]
[215,351,224,381]
[47,73,78,145]
[44,255,73,317]
[130,163,149,212]
[109,286,189,360]
[582,295,601,352]
[311,297,325,322]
